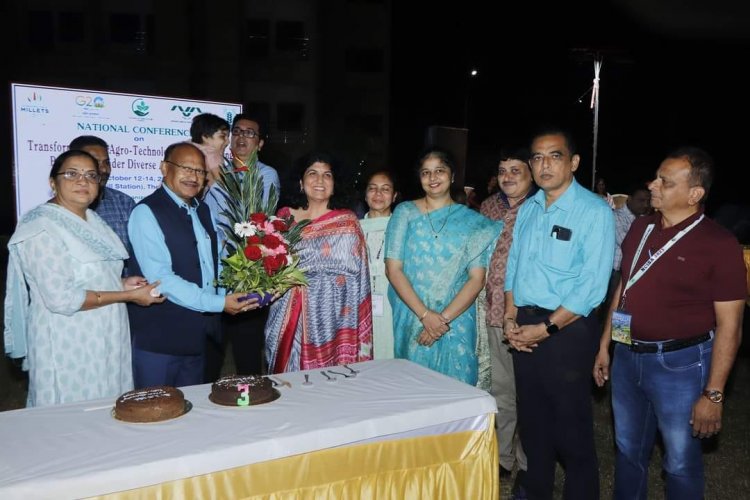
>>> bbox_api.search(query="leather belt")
[518,305,554,316]
[629,332,712,353]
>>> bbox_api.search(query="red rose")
[261,233,282,249]
[250,213,267,224]
[271,219,288,232]
[263,256,279,276]
[274,254,288,269]
[277,207,291,219]
[244,245,262,261]
[247,235,261,245]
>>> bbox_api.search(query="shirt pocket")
[541,236,576,275]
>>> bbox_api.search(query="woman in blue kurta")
[4,150,164,407]
[385,149,502,385]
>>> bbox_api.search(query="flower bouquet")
[214,150,309,306]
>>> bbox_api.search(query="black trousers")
[224,307,269,376]
[513,307,600,500]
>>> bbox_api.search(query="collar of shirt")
[162,184,200,213]
[530,178,581,212]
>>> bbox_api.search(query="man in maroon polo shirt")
[593,147,746,500]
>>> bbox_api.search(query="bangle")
[95,292,102,306]
[504,317,516,322]
[419,309,429,321]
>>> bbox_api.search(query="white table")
[0,359,497,499]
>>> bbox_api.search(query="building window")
[58,12,85,43]
[345,48,384,73]
[110,13,140,44]
[277,103,305,132]
[246,19,270,59]
[28,11,54,50]
[275,21,308,60]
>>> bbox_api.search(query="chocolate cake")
[114,386,186,423]
[210,375,277,406]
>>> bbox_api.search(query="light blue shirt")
[204,159,280,256]
[505,178,615,316]
[128,184,226,313]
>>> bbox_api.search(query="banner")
[11,83,242,218]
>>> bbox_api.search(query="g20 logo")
[76,95,105,108]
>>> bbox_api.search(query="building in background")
[0,0,390,230]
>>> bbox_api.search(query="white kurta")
[5,204,132,407]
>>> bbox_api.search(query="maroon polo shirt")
[619,209,746,341]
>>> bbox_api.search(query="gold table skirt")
[92,415,498,500]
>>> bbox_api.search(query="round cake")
[210,375,277,406]
[114,386,186,423]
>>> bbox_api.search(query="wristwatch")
[703,389,724,403]
[543,317,559,335]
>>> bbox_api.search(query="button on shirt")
[505,179,615,316]
[128,184,225,313]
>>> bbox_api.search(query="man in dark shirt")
[594,147,746,500]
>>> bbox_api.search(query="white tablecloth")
[0,359,496,499]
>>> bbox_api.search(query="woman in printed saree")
[4,150,165,407]
[265,152,372,373]
[385,148,502,385]
[359,170,398,359]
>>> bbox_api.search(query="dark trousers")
[223,307,269,376]
[133,348,204,389]
[513,307,600,500]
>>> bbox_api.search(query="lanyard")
[621,214,704,305]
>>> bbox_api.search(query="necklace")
[425,200,455,238]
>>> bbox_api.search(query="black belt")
[518,305,554,316]
[629,332,712,353]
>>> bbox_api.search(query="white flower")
[234,222,256,238]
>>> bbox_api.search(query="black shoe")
[511,470,528,500]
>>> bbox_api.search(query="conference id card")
[372,294,385,317]
[611,309,632,345]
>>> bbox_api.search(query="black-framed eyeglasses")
[55,170,101,183]
[164,160,207,178]
[232,127,260,139]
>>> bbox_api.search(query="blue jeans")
[611,336,713,500]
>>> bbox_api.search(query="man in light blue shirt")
[127,142,257,389]
[503,128,615,500]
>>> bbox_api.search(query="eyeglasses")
[232,127,260,139]
[55,170,101,183]
[164,160,207,178]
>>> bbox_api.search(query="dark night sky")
[390,1,750,213]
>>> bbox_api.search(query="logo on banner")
[20,91,50,114]
[170,105,202,118]
[131,99,150,117]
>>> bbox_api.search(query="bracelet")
[95,292,102,306]
[504,317,516,322]
[419,309,429,321]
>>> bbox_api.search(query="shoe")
[511,470,528,500]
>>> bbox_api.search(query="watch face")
[705,390,723,403]
[544,318,559,334]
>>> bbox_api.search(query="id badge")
[372,294,385,317]
[611,309,632,345]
